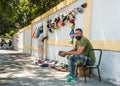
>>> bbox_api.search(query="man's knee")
[70,55,76,61]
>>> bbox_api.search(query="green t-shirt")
[75,36,95,63]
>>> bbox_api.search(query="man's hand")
[58,51,67,57]
[41,36,48,42]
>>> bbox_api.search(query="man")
[58,28,95,83]
[37,32,47,61]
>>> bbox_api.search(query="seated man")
[58,28,95,83]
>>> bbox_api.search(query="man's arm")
[69,47,77,52]
[64,46,85,56]
[41,36,48,42]
[59,46,85,57]
[58,47,77,57]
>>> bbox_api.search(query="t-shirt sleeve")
[75,41,77,47]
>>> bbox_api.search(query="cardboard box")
[77,66,90,76]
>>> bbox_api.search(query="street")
[0,49,115,86]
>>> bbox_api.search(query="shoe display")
[49,61,56,67]
[61,68,69,72]
[55,63,64,67]
[61,64,69,72]
[41,63,49,67]
[37,60,44,66]
[34,59,69,72]
[55,66,62,71]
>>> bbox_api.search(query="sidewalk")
[0,49,116,86]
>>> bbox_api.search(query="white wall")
[90,0,120,81]
[18,32,23,51]
[92,50,120,81]
[90,0,120,40]
[100,51,120,80]
[23,27,31,54]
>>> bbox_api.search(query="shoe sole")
[65,81,77,84]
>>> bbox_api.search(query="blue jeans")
[69,55,93,78]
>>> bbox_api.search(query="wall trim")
[22,40,120,51]
[91,40,120,51]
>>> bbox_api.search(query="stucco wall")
[23,26,31,54]
[90,0,120,81]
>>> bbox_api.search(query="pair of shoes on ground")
[54,64,69,72]
[64,74,77,83]
[37,60,44,66]
[33,59,43,65]
[55,66,69,72]
[37,59,49,67]
[49,61,57,68]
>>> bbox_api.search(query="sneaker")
[49,61,55,67]
[66,76,77,83]
[55,63,63,66]
[64,73,71,78]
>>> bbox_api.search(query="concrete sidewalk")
[0,49,116,86]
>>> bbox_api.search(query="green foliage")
[9,30,15,36]
[1,38,6,42]
[0,0,63,36]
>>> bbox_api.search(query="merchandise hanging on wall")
[47,19,53,33]
[47,2,87,44]
[68,13,75,44]
[32,28,37,39]
[81,2,87,8]
[32,24,43,39]
[47,2,87,31]
[69,29,74,44]
[36,27,40,38]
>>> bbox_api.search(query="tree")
[0,0,63,36]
